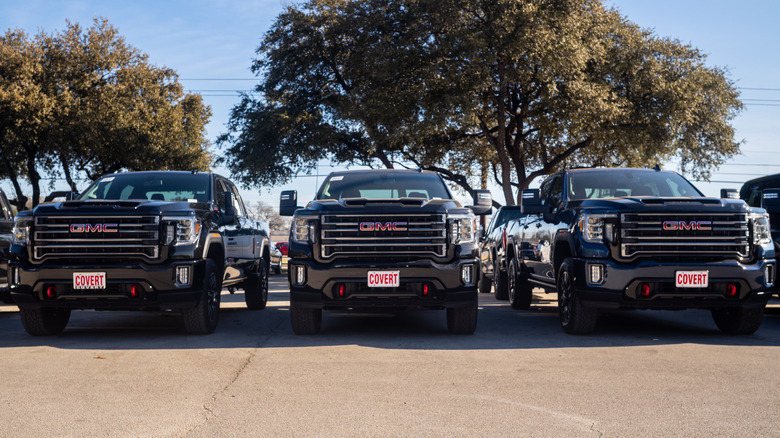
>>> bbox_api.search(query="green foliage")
[0,18,212,209]
[220,0,742,205]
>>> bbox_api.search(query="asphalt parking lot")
[1,274,779,437]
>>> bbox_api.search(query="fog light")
[588,263,604,284]
[726,283,738,297]
[294,265,306,286]
[175,266,191,286]
[461,265,473,285]
[10,266,19,287]
[45,285,57,299]
[766,264,776,286]
[640,283,651,297]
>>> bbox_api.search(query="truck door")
[216,178,252,286]
[522,175,563,286]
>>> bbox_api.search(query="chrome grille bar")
[621,212,749,259]
[33,215,160,260]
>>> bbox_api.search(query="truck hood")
[28,199,210,216]
[571,197,756,213]
[303,198,469,215]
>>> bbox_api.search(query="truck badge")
[359,222,408,231]
[69,224,119,233]
[662,221,712,231]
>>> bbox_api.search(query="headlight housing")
[750,212,772,245]
[12,219,30,246]
[449,214,476,244]
[164,216,201,246]
[578,213,617,244]
[292,216,317,244]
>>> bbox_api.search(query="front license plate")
[367,271,400,288]
[675,271,709,288]
[73,272,106,289]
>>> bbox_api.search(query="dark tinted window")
[568,170,702,200]
[491,208,526,230]
[318,172,451,200]
[79,173,210,202]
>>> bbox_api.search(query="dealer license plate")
[73,272,106,289]
[367,271,400,288]
[675,271,708,288]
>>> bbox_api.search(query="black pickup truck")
[279,169,491,334]
[503,168,775,334]
[9,170,272,335]
[0,188,14,304]
[477,206,526,299]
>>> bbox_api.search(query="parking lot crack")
[183,317,285,437]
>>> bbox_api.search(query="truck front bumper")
[8,260,206,310]
[288,258,479,310]
[571,258,776,310]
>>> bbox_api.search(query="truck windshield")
[79,173,210,202]
[568,170,703,200]
[318,172,452,200]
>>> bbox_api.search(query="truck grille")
[621,213,749,260]
[320,214,447,261]
[33,216,160,260]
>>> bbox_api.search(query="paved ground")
[1,275,779,437]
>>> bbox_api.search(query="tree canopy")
[220,0,742,205]
[0,18,212,209]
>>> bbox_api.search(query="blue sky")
[1,0,778,205]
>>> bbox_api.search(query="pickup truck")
[0,188,14,304]
[279,169,491,334]
[503,167,775,334]
[9,170,272,335]
[477,206,526,299]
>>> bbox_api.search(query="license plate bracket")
[73,272,107,290]
[367,271,400,288]
[675,271,709,288]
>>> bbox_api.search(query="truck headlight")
[579,213,617,244]
[750,213,771,245]
[164,216,201,246]
[292,217,317,244]
[12,220,30,245]
[449,214,476,244]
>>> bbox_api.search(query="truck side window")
[545,176,563,211]
[226,183,246,218]
[214,179,227,213]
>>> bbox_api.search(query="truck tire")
[478,276,492,294]
[290,302,322,335]
[711,306,764,334]
[557,258,597,334]
[1,288,13,304]
[508,258,532,310]
[19,307,71,336]
[494,261,509,300]
[447,300,478,334]
[182,258,221,335]
[244,259,269,310]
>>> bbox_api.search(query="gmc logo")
[662,221,712,231]
[359,222,408,231]
[70,224,119,233]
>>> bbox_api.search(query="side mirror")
[469,189,492,216]
[43,190,78,203]
[219,191,236,225]
[762,188,780,212]
[721,188,739,199]
[280,190,299,216]
[521,189,549,214]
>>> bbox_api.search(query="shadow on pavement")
[1,275,778,350]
